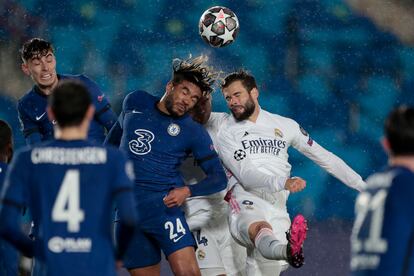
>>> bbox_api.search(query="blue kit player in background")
[0,81,137,276]
[18,37,117,145]
[105,55,227,276]
[351,105,414,276]
[0,120,19,275]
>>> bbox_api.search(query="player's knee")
[248,221,272,241]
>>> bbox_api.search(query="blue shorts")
[115,191,195,269]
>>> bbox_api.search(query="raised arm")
[80,75,117,132]
[290,121,366,191]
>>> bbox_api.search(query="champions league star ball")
[199,6,239,48]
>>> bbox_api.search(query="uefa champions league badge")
[167,123,180,136]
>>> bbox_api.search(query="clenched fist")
[284,177,306,193]
[163,186,191,207]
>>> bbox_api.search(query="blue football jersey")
[0,140,135,276]
[0,162,19,276]
[113,90,220,194]
[351,166,414,276]
[17,74,117,145]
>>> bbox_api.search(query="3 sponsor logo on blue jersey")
[129,129,155,155]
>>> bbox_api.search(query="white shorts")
[192,211,246,276]
[227,184,291,276]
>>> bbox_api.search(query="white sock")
[254,228,287,260]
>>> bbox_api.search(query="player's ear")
[21,62,30,76]
[47,106,55,122]
[85,105,95,121]
[251,87,259,99]
[166,82,174,94]
[381,137,391,155]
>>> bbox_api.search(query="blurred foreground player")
[0,120,19,275]
[18,38,117,145]
[0,81,137,276]
[105,55,227,276]
[351,105,414,276]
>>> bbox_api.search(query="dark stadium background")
[1,0,412,275]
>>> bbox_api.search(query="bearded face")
[223,80,257,122]
[230,95,255,121]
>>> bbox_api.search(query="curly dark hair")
[385,105,414,156]
[20,38,54,62]
[171,55,219,95]
[49,80,92,127]
[221,69,257,92]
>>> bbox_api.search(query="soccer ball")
[233,149,246,161]
[199,6,239,48]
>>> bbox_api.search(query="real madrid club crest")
[274,128,283,138]
[242,200,254,209]
[197,249,206,260]
[167,123,180,136]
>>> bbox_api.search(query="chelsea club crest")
[167,123,180,136]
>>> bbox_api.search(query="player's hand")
[163,186,191,207]
[189,94,212,124]
[284,177,306,193]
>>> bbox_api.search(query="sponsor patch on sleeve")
[307,137,313,146]
[299,125,308,136]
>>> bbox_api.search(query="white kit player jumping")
[213,70,366,275]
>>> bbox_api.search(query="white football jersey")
[215,108,366,206]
